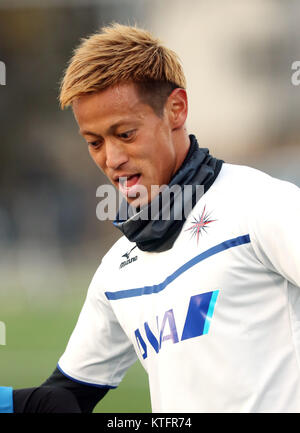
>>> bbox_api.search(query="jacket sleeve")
[11,367,109,413]
[249,177,300,287]
[57,260,137,389]
[9,259,137,413]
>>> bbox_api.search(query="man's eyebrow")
[78,129,100,136]
[79,121,135,137]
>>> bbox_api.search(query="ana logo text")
[135,290,219,360]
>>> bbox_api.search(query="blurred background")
[0,0,299,413]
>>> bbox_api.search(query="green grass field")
[0,288,151,413]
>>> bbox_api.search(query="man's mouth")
[117,174,141,196]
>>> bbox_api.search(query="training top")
[58,163,300,413]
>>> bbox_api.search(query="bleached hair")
[59,23,186,114]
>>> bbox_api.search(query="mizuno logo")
[122,245,137,260]
[120,245,138,269]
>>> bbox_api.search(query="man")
[1,23,300,413]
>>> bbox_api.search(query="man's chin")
[119,181,163,209]
[125,195,149,210]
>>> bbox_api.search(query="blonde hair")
[59,23,186,113]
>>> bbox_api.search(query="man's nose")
[105,139,128,170]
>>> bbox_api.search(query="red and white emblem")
[185,205,216,244]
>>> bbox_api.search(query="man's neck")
[171,129,191,177]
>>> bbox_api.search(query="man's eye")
[88,141,101,148]
[119,130,135,140]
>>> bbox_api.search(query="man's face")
[73,82,187,207]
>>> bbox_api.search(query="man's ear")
[166,88,188,130]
